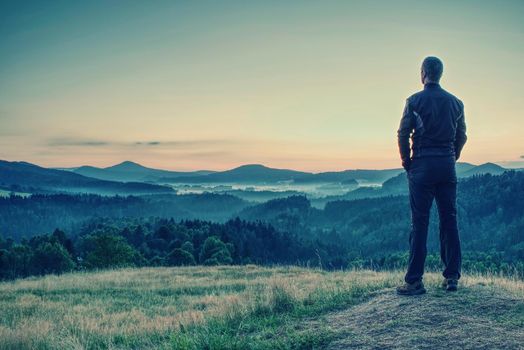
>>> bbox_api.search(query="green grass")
[0,266,522,349]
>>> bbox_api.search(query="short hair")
[421,56,443,82]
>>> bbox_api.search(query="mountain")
[309,162,508,207]
[159,164,311,183]
[66,161,490,186]
[455,162,476,174]
[292,169,404,184]
[70,161,214,182]
[0,160,174,195]
[459,162,506,177]
[160,164,405,184]
[310,176,405,207]
[300,162,495,184]
[303,162,475,186]
[22,160,508,191]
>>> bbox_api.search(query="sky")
[1,0,523,172]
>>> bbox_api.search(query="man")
[396,56,467,296]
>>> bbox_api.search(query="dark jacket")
[397,82,467,170]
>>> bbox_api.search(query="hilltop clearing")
[0,266,522,349]
[307,282,524,349]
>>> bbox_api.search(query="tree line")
[1,171,523,280]
[0,217,346,280]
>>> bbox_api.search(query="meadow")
[0,265,523,350]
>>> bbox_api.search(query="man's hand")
[454,102,467,160]
[402,159,411,171]
[398,99,414,171]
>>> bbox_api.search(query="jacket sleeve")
[454,102,467,160]
[397,99,414,170]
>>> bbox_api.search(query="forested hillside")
[0,172,522,280]
[0,160,174,194]
[0,193,249,238]
[238,171,524,269]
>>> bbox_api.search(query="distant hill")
[219,189,303,203]
[160,164,404,185]
[15,160,508,192]
[69,161,214,182]
[62,161,498,186]
[293,169,404,184]
[159,164,311,183]
[310,162,509,207]
[310,181,399,207]
[455,162,476,174]
[0,160,174,195]
[237,195,314,223]
[459,162,506,177]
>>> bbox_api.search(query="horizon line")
[2,158,521,174]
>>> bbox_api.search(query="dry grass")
[0,266,522,349]
[308,273,524,350]
[316,288,524,350]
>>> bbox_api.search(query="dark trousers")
[405,155,461,284]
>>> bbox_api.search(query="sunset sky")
[1,0,523,171]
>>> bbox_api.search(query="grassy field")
[0,265,523,350]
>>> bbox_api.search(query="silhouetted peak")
[106,161,147,171]
[233,164,269,170]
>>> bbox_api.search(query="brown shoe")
[442,278,458,292]
[396,280,426,296]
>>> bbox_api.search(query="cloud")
[135,141,161,146]
[48,138,109,147]
[133,139,242,148]
[48,138,241,149]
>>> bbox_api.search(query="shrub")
[199,236,233,265]
[167,248,196,266]
[31,242,75,275]
[82,232,137,269]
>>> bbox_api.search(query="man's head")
[421,56,443,84]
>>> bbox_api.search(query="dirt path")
[308,286,524,350]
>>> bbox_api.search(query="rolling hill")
[459,162,506,177]
[158,162,492,186]
[59,161,496,186]
[293,168,404,184]
[310,162,509,206]
[0,160,174,195]
[159,164,406,184]
[159,164,311,183]
[454,161,476,174]
[4,160,509,198]
[69,161,214,182]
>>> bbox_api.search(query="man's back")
[398,82,467,170]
